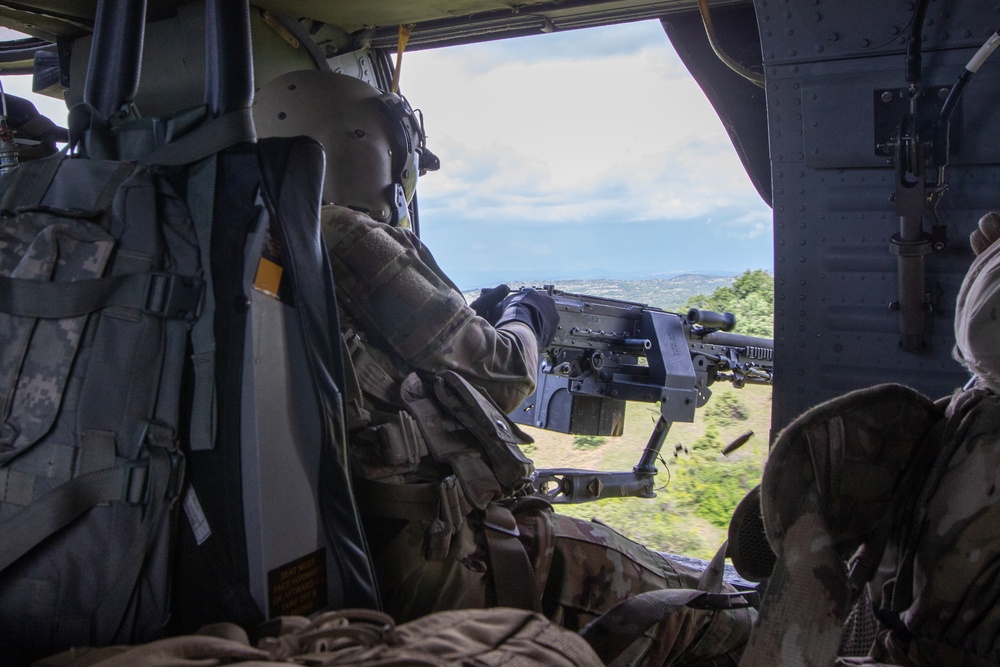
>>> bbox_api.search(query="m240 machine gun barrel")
[505,286,774,504]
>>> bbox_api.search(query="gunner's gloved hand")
[494,289,560,348]
[970,211,1000,256]
[469,284,511,323]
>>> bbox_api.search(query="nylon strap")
[390,25,412,93]
[580,588,708,664]
[0,151,66,213]
[0,271,201,319]
[344,331,400,406]
[355,476,469,523]
[340,331,372,429]
[482,503,540,612]
[0,463,137,572]
[141,108,256,167]
[97,423,181,638]
[186,156,218,451]
[355,477,440,521]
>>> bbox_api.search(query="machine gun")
[506,286,774,504]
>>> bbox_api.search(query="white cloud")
[1,75,68,123]
[0,19,773,285]
[403,19,772,263]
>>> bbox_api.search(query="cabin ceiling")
[0,0,745,47]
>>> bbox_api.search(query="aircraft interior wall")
[758,0,1000,431]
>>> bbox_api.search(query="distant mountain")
[456,268,739,293]
[463,273,735,311]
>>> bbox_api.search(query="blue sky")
[1,19,773,290]
[401,20,774,288]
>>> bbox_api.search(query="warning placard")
[267,548,328,616]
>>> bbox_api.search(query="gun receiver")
[507,286,774,504]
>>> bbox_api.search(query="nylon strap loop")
[0,271,203,320]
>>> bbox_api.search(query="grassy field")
[522,382,772,560]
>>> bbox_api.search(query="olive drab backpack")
[0,3,379,663]
[0,150,202,662]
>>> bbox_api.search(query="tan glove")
[970,211,1000,255]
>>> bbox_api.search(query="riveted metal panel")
[757,0,1000,432]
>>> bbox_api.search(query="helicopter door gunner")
[253,69,755,665]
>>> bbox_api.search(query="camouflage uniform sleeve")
[322,205,537,412]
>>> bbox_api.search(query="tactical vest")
[326,207,544,614]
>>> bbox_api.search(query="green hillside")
[525,382,771,560]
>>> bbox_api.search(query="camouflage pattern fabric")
[362,489,755,665]
[545,513,754,666]
[864,388,1000,666]
[322,205,537,413]
[34,607,605,667]
[0,216,114,459]
[740,384,943,667]
[324,204,756,665]
[0,157,199,662]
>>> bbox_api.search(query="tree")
[573,434,607,450]
[705,391,748,425]
[686,269,774,337]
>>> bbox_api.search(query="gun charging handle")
[687,308,736,332]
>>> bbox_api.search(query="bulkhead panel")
[757,0,1000,430]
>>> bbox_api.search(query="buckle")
[482,504,520,537]
[687,590,759,610]
[122,460,151,506]
[144,273,204,320]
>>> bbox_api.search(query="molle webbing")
[342,329,399,409]
[399,373,502,511]
[397,373,539,611]
[355,476,469,562]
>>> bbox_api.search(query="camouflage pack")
[740,383,944,666]
[864,386,1000,666]
[740,382,1000,666]
[0,153,201,662]
[34,607,605,667]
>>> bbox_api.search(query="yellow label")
[253,257,283,299]
[268,548,327,617]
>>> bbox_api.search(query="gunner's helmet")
[253,70,437,228]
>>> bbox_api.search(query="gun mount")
[506,286,773,504]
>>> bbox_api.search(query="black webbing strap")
[579,585,758,664]
[579,589,708,664]
[0,271,202,320]
[0,461,143,572]
[482,503,541,612]
[0,152,66,213]
[186,155,219,451]
[141,108,256,167]
[97,424,182,639]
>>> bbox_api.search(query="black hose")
[906,0,930,85]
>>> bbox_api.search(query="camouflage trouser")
[365,502,755,666]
